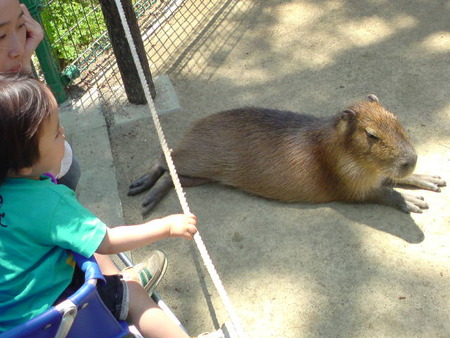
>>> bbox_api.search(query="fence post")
[21,0,67,104]
[99,0,156,104]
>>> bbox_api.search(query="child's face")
[31,89,66,178]
[0,0,27,72]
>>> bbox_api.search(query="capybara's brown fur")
[129,95,446,214]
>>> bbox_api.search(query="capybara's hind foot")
[141,174,174,215]
[128,173,154,196]
[128,163,166,196]
[141,199,160,216]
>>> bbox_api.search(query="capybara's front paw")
[397,174,446,192]
[400,192,429,213]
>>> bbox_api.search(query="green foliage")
[41,0,106,69]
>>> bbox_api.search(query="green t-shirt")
[0,176,107,332]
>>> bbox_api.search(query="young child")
[0,0,171,303]
[0,73,197,337]
[0,0,80,191]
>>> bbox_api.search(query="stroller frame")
[0,251,185,338]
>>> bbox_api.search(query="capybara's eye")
[365,129,379,141]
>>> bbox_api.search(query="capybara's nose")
[400,152,417,175]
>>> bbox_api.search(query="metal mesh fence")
[40,0,159,81]
[36,0,237,104]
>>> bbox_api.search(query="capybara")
[129,95,446,215]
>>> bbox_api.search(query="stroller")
[0,252,189,338]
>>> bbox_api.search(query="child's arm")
[96,214,197,255]
[20,4,44,73]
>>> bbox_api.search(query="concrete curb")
[59,74,181,248]
[60,87,125,227]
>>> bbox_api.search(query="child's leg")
[94,253,120,275]
[95,251,168,293]
[127,280,189,338]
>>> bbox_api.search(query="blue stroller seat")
[0,252,130,338]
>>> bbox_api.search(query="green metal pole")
[21,0,67,104]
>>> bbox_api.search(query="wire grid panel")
[142,0,231,76]
[39,0,158,76]
[35,0,239,105]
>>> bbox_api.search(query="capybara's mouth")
[387,164,416,180]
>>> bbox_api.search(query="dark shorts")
[55,266,129,320]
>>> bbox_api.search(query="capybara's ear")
[341,109,357,121]
[368,94,379,103]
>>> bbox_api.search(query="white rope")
[113,1,247,337]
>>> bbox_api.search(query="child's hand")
[20,4,44,72]
[162,213,197,240]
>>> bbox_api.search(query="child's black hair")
[0,72,53,183]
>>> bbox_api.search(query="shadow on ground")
[104,0,449,336]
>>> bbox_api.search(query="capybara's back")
[172,108,333,202]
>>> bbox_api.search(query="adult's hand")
[20,4,44,72]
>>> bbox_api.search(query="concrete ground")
[61,1,449,337]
